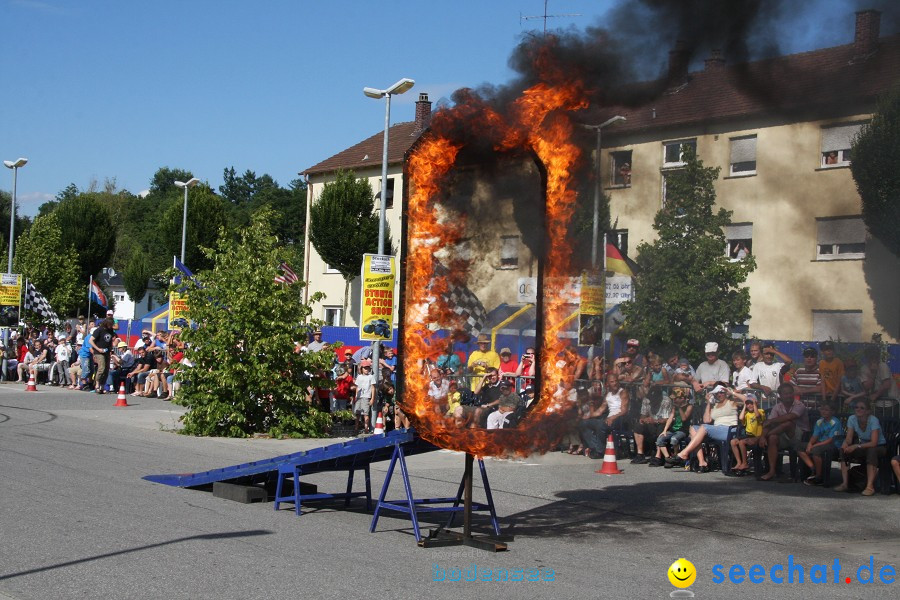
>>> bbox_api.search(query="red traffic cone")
[114,382,129,407]
[25,373,38,392]
[596,434,624,475]
[373,411,385,435]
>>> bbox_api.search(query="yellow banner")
[359,254,395,341]
[0,274,22,308]
[169,292,189,328]
[578,271,606,347]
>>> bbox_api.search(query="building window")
[324,264,341,274]
[821,122,864,167]
[376,177,395,209]
[816,216,866,260]
[499,235,519,269]
[323,306,343,327]
[661,171,685,210]
[663,139,696,168]
[725,223,752,260]
[609,229,628,256]
[610,151,632,186]
[147,294,155,312]
[812,310,862,343]
[114,292,127,303]
[729,135,757,175]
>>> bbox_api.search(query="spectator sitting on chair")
[835,400,887,496]
[651,386,693,467]
[730,395,765,474]
[799,402,842,486]
[27,340,51,383]
[671,384,741,472]
[486,383,521,429]
[633,357,671,464]
[758,383,809,481]
[579,374,629,459]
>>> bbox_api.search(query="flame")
[401,45,590,457]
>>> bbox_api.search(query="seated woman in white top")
[671,383,742,472]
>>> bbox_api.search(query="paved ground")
[0,383,897,599]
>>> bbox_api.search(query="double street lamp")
[362,78,414,389]
[174,177,200,264]
[3,158,28,274]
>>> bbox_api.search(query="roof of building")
[302,121,424,176]
[596,35,900,138]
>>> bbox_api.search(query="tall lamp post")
[362,77,414,397]
[582,116,625,269]
[174,178,200,264]
[3,158,28,274]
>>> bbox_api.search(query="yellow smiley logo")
[668,558,696,588]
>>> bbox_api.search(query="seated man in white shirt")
[487,387,520,430]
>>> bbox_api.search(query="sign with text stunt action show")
[359,253,396,341]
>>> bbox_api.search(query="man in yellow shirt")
[467,333,500,376]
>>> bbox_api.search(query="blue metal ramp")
[143,429,439,515]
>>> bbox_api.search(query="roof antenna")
[520,0,581,35]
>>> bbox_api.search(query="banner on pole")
[359,253,395,341]
[169,292,189,328]
[0,274,22,326]
[578,271,606,347]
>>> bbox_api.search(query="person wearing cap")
[134,330,155,352]
[792,347,825,399]
[307,329,326,352]
[693,342,731,393]
[467,333,500,376]
[758,382,810,481]
[352,359,375,434]
[671,383,742,472]
[624,339,645,368]
[818,341,844,405]
[730,395,766,474]
[109,340,135,393]
[336,348,356,377]
[498,347,518,379]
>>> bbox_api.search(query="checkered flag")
[435,265,487,337]
[24,282,60,324]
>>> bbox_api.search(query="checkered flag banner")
[435,265,487,337]
[24,282,60,324]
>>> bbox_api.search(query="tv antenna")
[520,1,581,34]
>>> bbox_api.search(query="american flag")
[274,262,299,285]
[24,282,60,324]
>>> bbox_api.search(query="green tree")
[621,147,755,364]
[12,213,82,316]
[150,167,194,195]
[158,183,226,271]
[0,190,33,260]
[851,86,900,257]
[54,194,116,282]
[173,207,332,437]
[309,169,389,324]
[122,250,151,304]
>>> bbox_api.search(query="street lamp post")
[173,178,200,264]
[582,116,626,269]
[362,77,414,401]
[3,158,28,274]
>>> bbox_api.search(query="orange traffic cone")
[114,382,129,407]
[373,411,385,435]
[25,373,38,392]
[596,434,624,475]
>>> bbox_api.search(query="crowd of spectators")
[1,311,187,398]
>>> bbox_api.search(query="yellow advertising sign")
[578,271,606,347]
[359,254,395,341]
[0,274,22,308]
[168,292,189,328]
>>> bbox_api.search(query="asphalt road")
[0,384,897,599]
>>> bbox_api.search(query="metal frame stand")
[274,464,372,516]
[370,444,508,551]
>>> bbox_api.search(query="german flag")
[606,243,635,276]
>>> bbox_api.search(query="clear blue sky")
[1,0,882,216]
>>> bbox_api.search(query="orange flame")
[401,50,590,457]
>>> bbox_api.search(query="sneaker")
[648,457,663,467]
[833,484,849,492]
[630,454,647,464]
